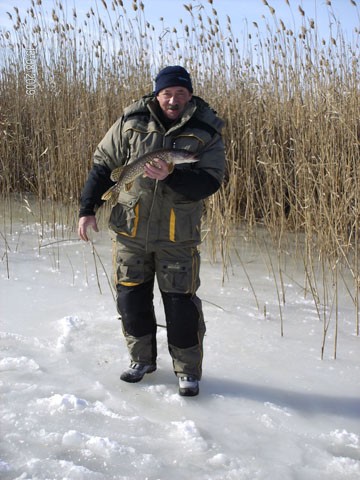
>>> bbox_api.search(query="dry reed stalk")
[234,246,260,311]
[1,0,359,346]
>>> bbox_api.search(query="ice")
[1,220,360,480]
[0,356,40,372]
[35,393,90,412]
[56,316,84,352]
[61,430,132,457]
[170,419,208,451]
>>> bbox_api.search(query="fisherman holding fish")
[78,66,225,396]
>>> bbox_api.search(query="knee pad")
[161,292,202,348]
[117,280,156,337]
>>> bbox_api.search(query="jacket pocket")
[167,201,203,243]
[172,134,204,152]
[109,191,140,237]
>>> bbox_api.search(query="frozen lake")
[1,208,359,479]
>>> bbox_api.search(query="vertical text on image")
[25,47,37,96]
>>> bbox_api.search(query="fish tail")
[101,185,116,202]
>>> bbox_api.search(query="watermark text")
[25,47,37,95]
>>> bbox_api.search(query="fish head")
[161,149,198,165]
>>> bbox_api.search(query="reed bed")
[1,0,359,350]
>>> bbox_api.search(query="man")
[78,66,225,396]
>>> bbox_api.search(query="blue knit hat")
[154,66,193,95]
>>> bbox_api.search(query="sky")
[0,0,359,44]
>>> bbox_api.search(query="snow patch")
[62,430,135,458]
[0,460,11,473]
[36,393,89,413]
[328,430,360,450]
[145,383,182,403]
[170,419,208,451]
[322,429,360,472]
[264,401,292,417]
[0,331,45,348]
[208,453,230,466]
[33,393,131,424]
[0,356,40,372]
[56,315,84,352]
[20,457,102,479]
[327,456,360,476]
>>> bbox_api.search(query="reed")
[1,0,359,349]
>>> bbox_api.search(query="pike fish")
[101,148,198,204]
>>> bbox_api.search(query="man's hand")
[78,215,99,242]
[144,159,171,181]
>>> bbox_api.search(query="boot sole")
[179,386,199,397]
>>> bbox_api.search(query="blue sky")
[0,0,359,43]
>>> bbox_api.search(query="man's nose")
[168,95,177,104]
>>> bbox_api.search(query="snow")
[1,215,360,480]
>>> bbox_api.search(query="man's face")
[156,86,192,121]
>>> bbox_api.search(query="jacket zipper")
[145,179,158,252]
[143,106,196,250]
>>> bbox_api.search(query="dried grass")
[1,0,359,346]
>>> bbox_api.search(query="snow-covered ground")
[1,211,359,480]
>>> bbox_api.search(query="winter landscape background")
[1,0,359,477]
[1,206,359,480]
